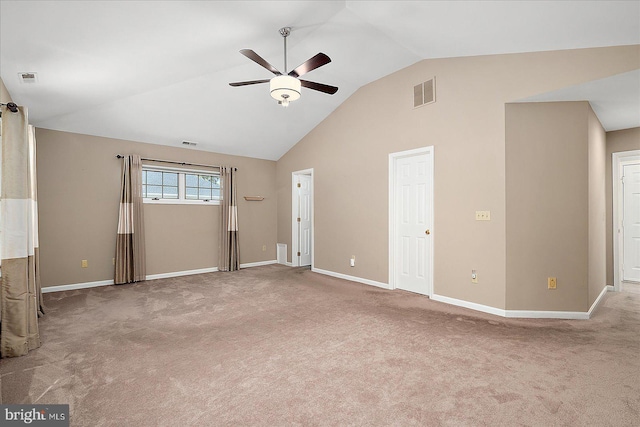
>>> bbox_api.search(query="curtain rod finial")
[1,102,19,113]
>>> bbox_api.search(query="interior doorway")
[613,150,640,291]
[292,169,313,267]
[388,147,434,296]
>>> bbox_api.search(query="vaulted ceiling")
[1,1,638,160]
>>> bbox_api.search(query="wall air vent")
[18,72,38,84]
[413,77,435,108]
[182,141,197,147]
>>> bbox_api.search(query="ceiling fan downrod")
[279,27,291,73]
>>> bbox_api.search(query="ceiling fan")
[229,27,338,107]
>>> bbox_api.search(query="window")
[185,173,220,201]
[142,166,220,204]
[142,170,178,199]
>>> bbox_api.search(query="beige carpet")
[1,265,639,426]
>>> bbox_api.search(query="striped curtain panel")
[219,166,239,271]
[114,155,146,284]
[0,105,43,358]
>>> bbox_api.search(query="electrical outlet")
[471,269,478,283]
[350,256,356,267]
[112,258,115,265]
[262,245,267,252]
[475,211,491,221]
[548,277,557,289]
[81,260,88,268]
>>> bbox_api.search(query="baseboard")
[586,285,613,317]
[42,279,114,293]
[240,260,277,269]
[149,260,277,278]
[311,268,391,290]
[41,265,613,321]
[145,267,219,280]
[504,285,613,320]
[307,273,595,319]
[431,293,597,320]
[505,309,589,320]
[431,294,507,317]
[42,262,277,293]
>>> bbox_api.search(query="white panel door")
[297,174,312,267]
[395,153,432,295]
[623,163,640,282]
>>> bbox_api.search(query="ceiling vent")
[182,141,197,147]
[413,77,435,108]
[18,72,38,84]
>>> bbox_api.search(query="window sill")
[143,198,220,206]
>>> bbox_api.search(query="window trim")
[142,165,220,205]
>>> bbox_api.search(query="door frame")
[292,168,314,267]
[613,149,640,290]
[388,146,434,295]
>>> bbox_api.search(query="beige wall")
[36,128,277,287]
[605,127,640,285]
[505,102,589,312]
[587,107,607,306]
[276,45,639,310]
[0,77,12,103]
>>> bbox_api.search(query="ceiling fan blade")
[300,80,338,95]
[288,53,331,78]
[229,79,270,87]
[240,49,282,75]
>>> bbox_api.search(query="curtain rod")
[0,102,19,116]
[115,155,236,171]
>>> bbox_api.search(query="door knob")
[425,229,430,235]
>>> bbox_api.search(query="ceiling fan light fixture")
[270,75,301,105]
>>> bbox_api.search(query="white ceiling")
[1,1,639,160]
[517,69,640,132]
